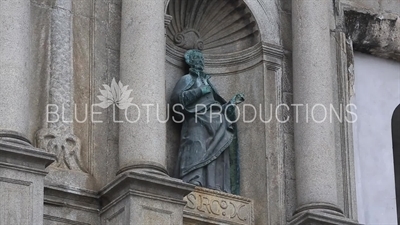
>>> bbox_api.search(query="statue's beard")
[192,64,204,71]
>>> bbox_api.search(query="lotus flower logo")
[97,78,133,109]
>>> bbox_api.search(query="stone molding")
[0,140,56,173]
[183,187,254,225]
[44,185,99,213]
[99,171,194,212]
[0,130,31,145]
[116,161,169,176]
[166,42,284,74]
[288,209,360,225]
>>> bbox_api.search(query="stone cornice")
[44,185,99,213]
[0,140,56,171]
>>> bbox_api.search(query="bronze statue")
[171,49,244,194]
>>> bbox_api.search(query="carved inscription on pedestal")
[183,187,254,225]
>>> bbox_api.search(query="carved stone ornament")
[184,187,254,225]
[166,0,260,54]
[36,129,87,173]
[175,29,204,50]
[35,0,87,173]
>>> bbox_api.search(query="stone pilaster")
[0,1,56,224]
[36,0,87,173]
[118,0,168,175]
[290,0,359,224]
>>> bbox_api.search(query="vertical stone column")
[99,2,194,225]
[0,1,55,225]
[118,0,167,174]
[290,0,358,224]
[0,0,31,142]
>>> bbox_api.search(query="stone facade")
[0,0,399,224]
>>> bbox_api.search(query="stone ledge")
[183,187,254,225]
[99,171,195,225]
[0,140,56,173]
[44,185,99,213]
[99,171,195,211]
[288,209,360,225]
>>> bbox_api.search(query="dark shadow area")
[392,104,400,221]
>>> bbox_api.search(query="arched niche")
[164,0,284,224]
[392,104,400,221]
[166,0,260,55]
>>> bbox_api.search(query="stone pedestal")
[100,171,195,225]
[289,210,359,225]
[183,187,254,225]
[0,140,55,225]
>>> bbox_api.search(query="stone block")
[183,187,254,225]
[100,171,194,225]
[0,140,55,225]
[44,186,99,225]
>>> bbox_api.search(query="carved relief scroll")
[36,0,86,173]
[183,187,254,225]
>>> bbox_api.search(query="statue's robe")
[171,69,240,194]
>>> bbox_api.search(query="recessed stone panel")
[183,187,254,225]
[0,178,32,225]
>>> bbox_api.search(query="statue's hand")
[230,93,245,105]
[201,85,212,95]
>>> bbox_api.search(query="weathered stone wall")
[340,0,400,63]
[337,0,400,223]
[341,0,400,14]
[21,0,398,224]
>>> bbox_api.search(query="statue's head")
[184,49,204,71]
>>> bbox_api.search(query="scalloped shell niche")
[166,0,261,55]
